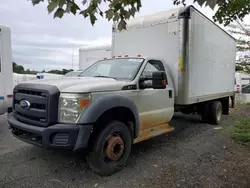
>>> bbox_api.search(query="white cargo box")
[112,5,236,105]
[79,44,111,71]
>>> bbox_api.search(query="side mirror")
[139,71,167,89]
[152,71,167,89]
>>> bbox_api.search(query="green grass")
[231,117,250,147]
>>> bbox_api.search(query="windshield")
[79,58,144,80]
[64,71,82,77]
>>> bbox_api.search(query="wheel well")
[91,107,136,140]
[218,97,230,115]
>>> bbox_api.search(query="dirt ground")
[1,106,250,188]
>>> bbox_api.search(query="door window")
[141,60,166,85]
[142,60,165,76]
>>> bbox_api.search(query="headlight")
[59,93,91,123]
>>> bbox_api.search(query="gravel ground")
[1,108,250,188]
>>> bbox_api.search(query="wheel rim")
[217,105,222,121]
[104,134,124,162]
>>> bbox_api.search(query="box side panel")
[187,8,236,103]
[79,48,111,70]
[113,22,180,94]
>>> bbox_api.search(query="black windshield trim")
[131,59,145,81]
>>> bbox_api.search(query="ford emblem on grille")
[20,100,31,110]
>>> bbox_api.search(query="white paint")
[0,25,13,115]
[13,73,62,88]
[113,19,179,96]
[112,6,236,104]
[188,8,236,99]
[79,44,111,71]
[13,73,36,87]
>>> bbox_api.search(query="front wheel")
[87,121,132,176]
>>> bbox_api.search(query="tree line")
[13,62,73,75]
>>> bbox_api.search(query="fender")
[78,94,140,138]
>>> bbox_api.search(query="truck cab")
[8,56,175,175]
[79,56,175,143]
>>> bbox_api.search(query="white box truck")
[0,25,13,115]
[8,5,236,175]
[79,43,111,70]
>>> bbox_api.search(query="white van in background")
[0,25,13,115]
[235,72,250,93]
[13,73,37,87]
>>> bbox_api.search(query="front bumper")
[7,113,93,151]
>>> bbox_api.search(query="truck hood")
[22,77,129,93]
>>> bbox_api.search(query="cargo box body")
[112,6,236,105]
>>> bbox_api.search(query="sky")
[0,0,216,71]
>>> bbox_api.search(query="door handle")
[169,90,172,98]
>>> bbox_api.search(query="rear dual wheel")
[202,101,222,125]
[87,121,132,176]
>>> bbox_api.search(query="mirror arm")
[140,76,153,81]
[139,82,152,89]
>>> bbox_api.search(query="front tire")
[87,121,132,176]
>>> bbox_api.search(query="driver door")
[134,60,175,143]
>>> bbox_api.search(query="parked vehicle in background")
[36,72,63,80]
[0,25,13,115]
[241,84,250,93]
[235,72,250,93]
[7,5,236,175]
[13,73,37,87]
[79,44,111,71]
[63,70,83,77]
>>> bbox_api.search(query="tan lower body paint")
[133,122,175,144]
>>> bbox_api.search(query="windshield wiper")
[93,75,116,80]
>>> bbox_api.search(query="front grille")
[13,83,60,127]
[14,90,48,124]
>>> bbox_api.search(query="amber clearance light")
[80,99,91,108]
